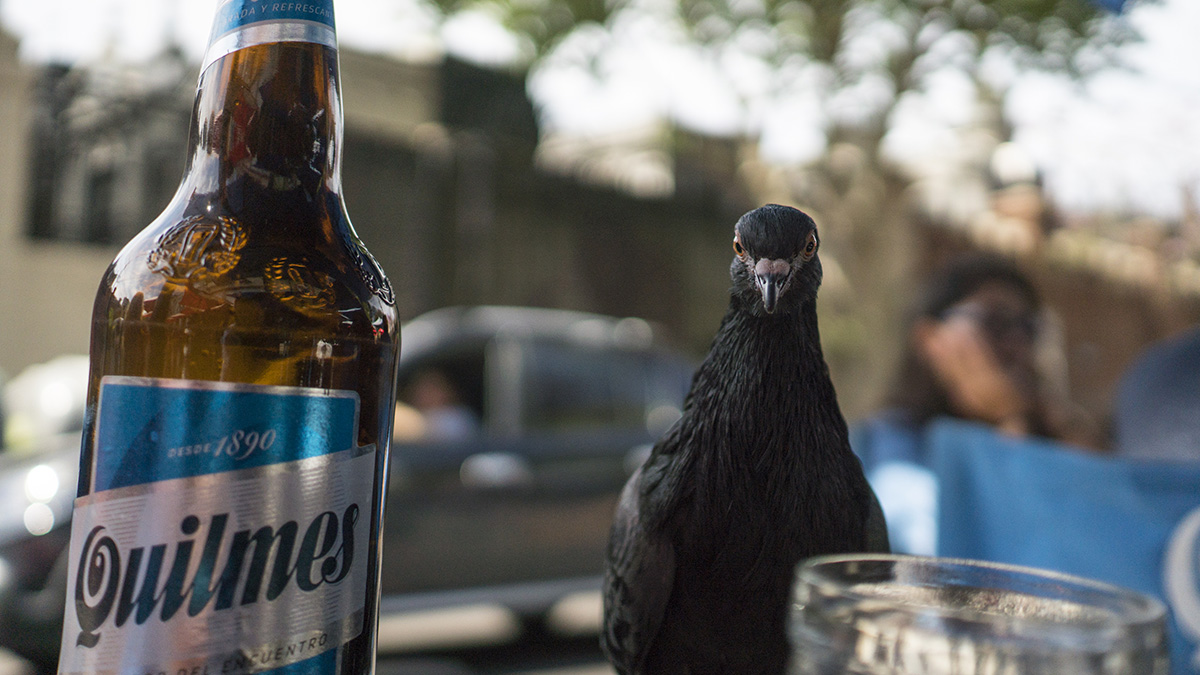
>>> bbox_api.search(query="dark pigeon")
[601,204,889,675]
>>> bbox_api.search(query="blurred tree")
[422,0,1140,416]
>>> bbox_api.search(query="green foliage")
[421,0,1139,101]
[428,0,633,58]
[420,0,1141,156]
[672,0,1133,78]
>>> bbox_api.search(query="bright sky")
[1,0,1197,220]
[1009,0,1200,219]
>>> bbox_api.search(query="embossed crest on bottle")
[265,258,337,310]
[147,215,248,281]
[59,0,398,673]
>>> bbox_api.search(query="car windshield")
[519,339,689,434]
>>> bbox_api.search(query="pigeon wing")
[601,465,677,674]
[865,485,891,553]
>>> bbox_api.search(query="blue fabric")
[849,410,925,470]
[931,419,1200,673]
[850,412,938,555]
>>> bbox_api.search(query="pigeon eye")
[802,232,818,260]
[733,238,746,258]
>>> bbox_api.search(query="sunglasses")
[939,304,1041,342]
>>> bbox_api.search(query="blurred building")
[4,22,1200,433]
[0,31,749,381]
[0,30,114,386]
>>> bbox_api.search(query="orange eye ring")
[733,238,745,257]
[802,231,818,259]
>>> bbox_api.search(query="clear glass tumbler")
[790,554,1168,675]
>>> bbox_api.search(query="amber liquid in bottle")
[60,2,397,673]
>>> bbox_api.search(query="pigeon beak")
[757,274,784,313]
[754,259,791,314]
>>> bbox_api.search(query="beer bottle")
[57,1,398,673]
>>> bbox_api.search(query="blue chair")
[930,419,1200,674]
[1112,326,1200,463]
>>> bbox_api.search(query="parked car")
[0,307,695,670]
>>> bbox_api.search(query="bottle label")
[204,0,337,71]
[58,377,373,675]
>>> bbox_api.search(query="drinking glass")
[790,554,1168,674]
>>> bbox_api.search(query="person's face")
[915,281,1042,415]
[940,282,1040,376]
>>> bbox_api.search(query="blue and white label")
[90,377,358,492]
[58,377,373,675]
[212,0,336,37]
[204,0,337,71]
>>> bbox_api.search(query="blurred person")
[401,367,480,440]
[851,252,1099,553]
[1111,324,1200,461]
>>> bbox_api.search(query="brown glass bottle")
[58,2,397,673]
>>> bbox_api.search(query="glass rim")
[795,553,1168,631]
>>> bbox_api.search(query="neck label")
[204,0,337,71]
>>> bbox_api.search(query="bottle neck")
[183,1,343,205]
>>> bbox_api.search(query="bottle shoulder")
[100,193,397,340]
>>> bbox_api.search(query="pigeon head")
[730,204,822,315]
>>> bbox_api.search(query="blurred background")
[1,0,1198,425]
[0,0,1199,671]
